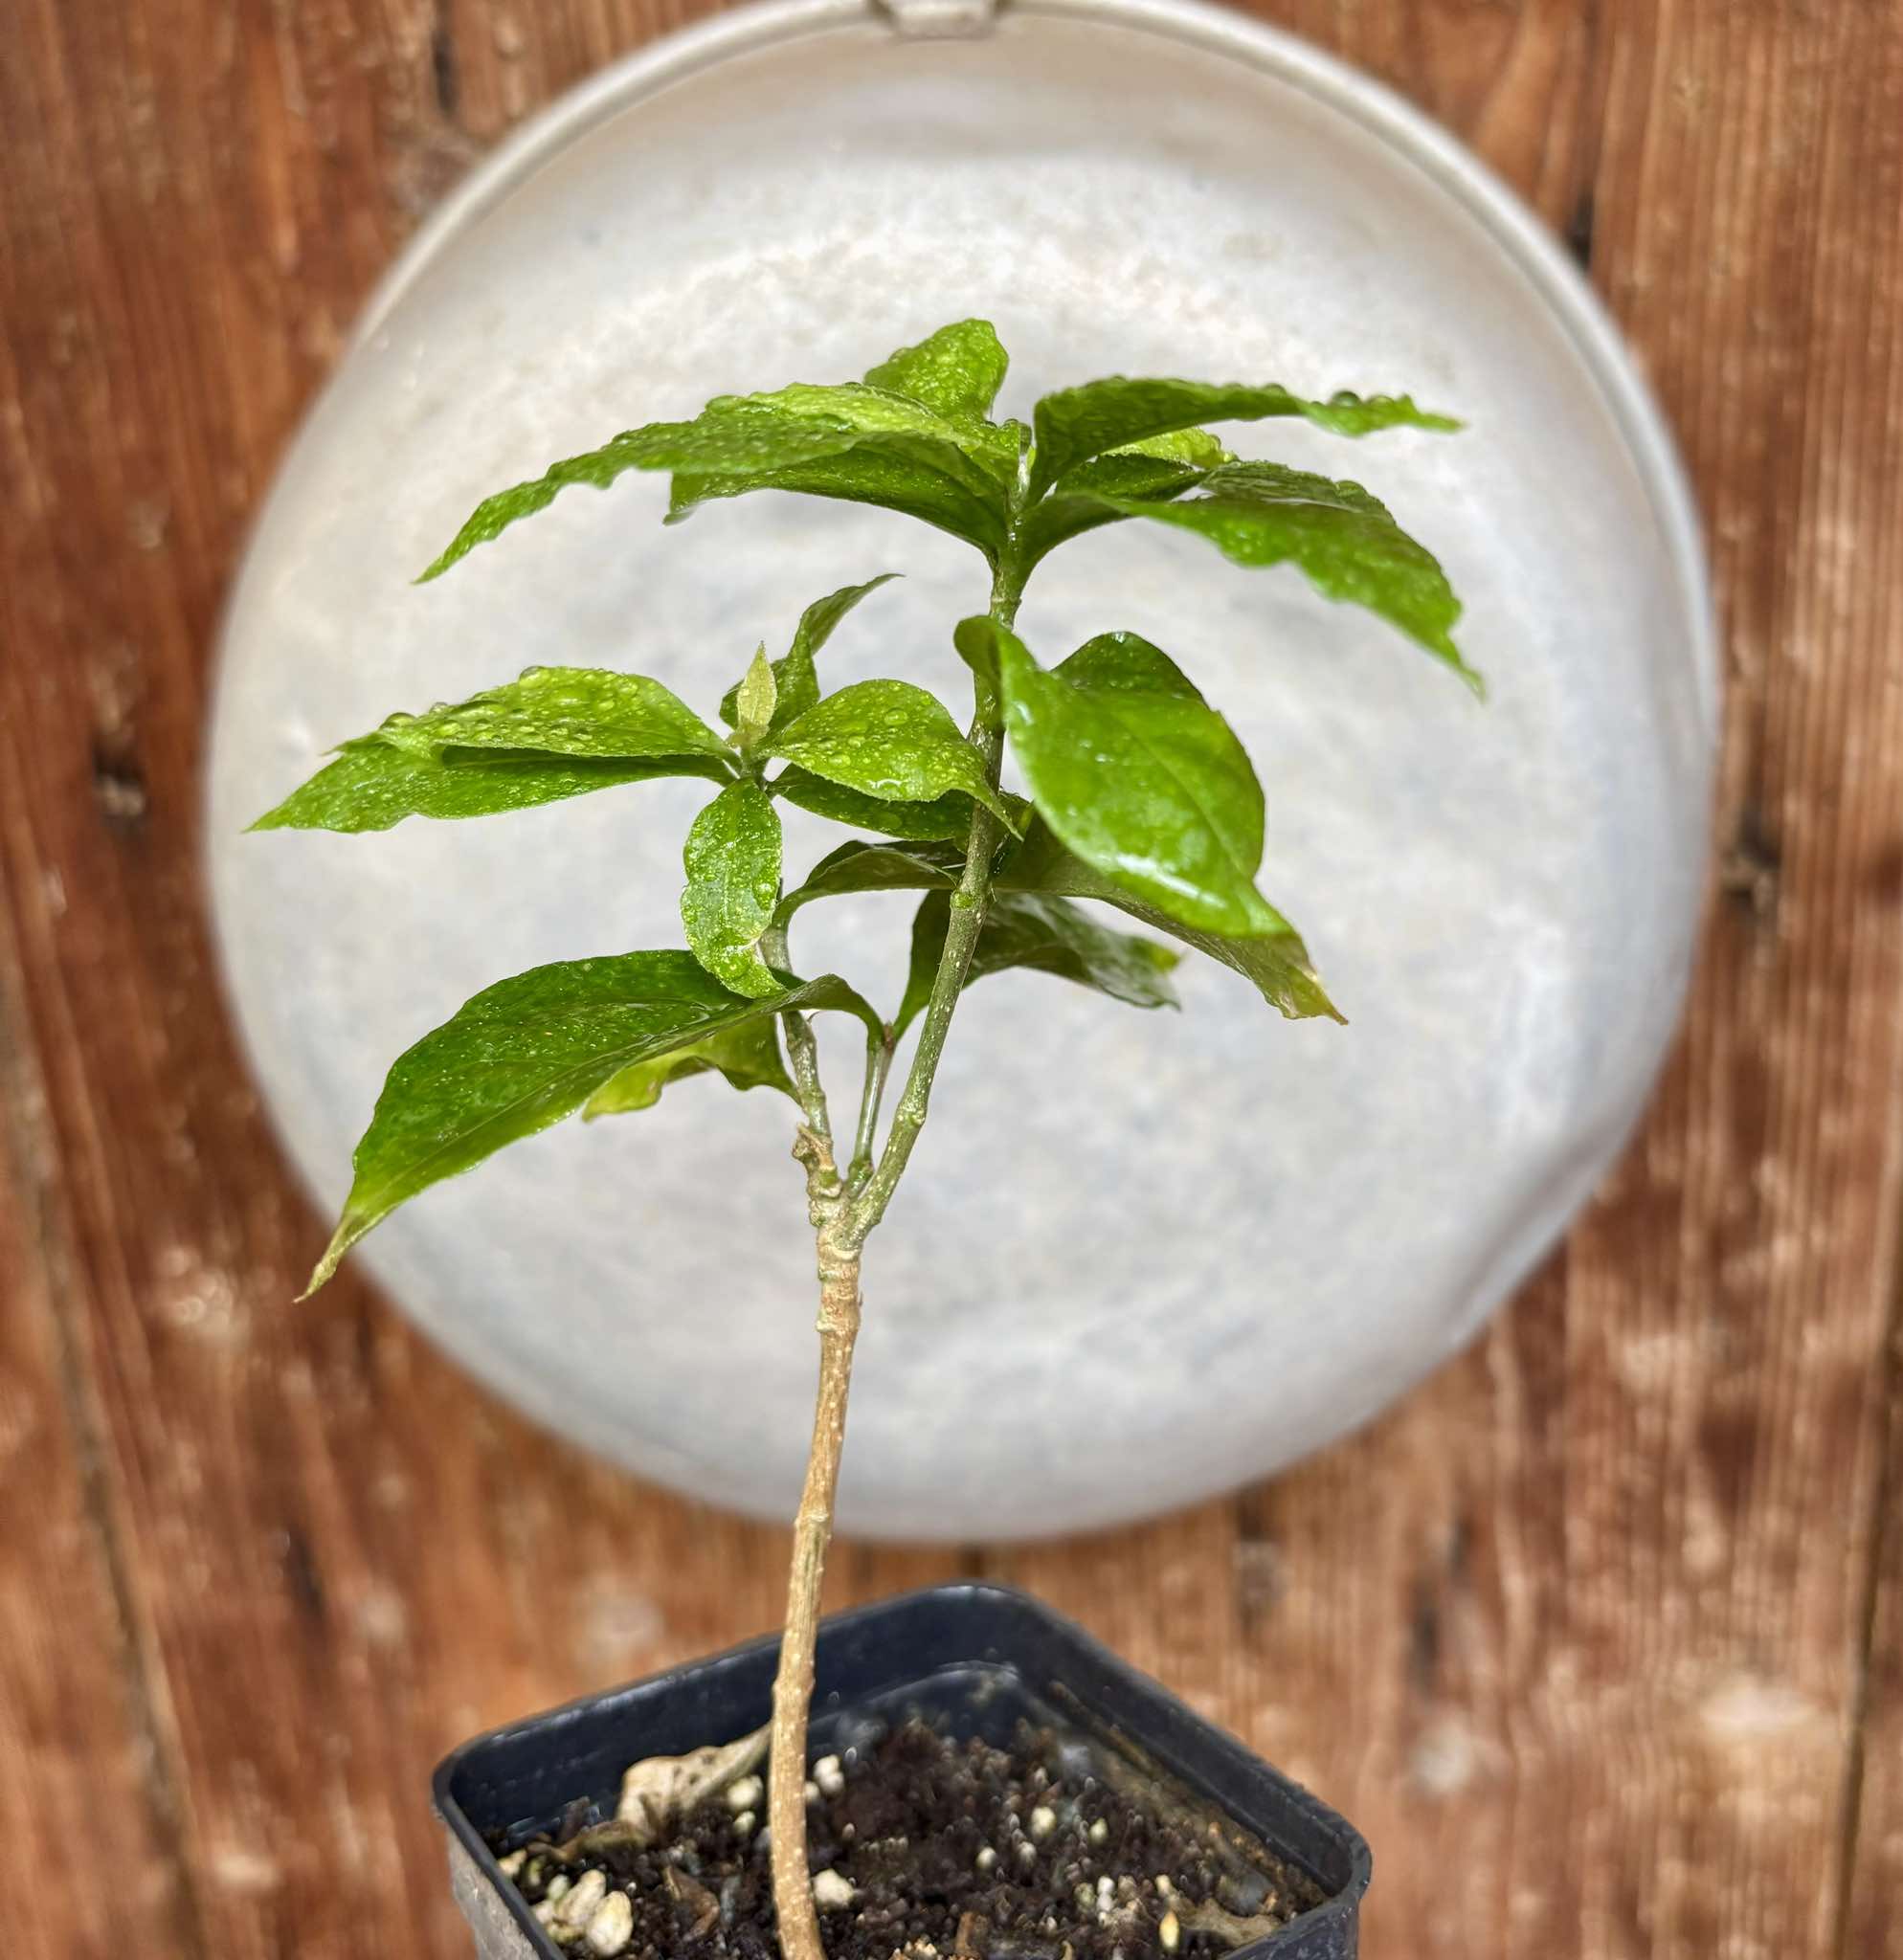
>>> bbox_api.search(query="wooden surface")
[3,1,1901,1955]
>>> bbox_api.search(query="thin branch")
[760,921,832,1146]
[847,1027,896,1188]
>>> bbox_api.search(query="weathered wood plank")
[2,2,1900,1959]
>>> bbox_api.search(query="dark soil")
[498,1718,1323,1959]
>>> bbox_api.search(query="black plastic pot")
[436,1583,1370,1960]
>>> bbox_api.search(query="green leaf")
[718,574,901,735]
[1028,375,1458,500]
[425,372,1016,578]
[864,320,1010,421]
[774,829,1336,1022]
[772,767,989,841]
[583,1016,795,1117]
[1072,460,1477,685]
[731,645,777,753]
[421,402,876,580]
[1018,429,1232,568]
[778,837,967,919]
[996,628,1281,937]
[249,740,726,834]
[304,953,879,1292]
[769,679,1019,832]
[681,781,782,996]
[670,447,1007,558]
[897,889,1178,1034]
[1000,821,1340,1023]
[374,668,732,762]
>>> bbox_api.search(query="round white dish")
[207,0,1715,1538]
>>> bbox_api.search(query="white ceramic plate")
[207,0,1714,1539]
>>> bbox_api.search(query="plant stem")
[762,921,832,1146]
[768,1130,859,1960]
[847,1029,896,1188]
[844,572,1019,1247]
[763,557,1022,1960]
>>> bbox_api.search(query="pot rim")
[435,1580,1372,1959]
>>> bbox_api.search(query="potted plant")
[255,320,1472,1959]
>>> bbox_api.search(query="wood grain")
[3,2,1901,1957]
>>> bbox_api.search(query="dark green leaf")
[426,374,1016,578]
[774,827,1336,1022]
[249,740,726,835]
[681,781,782,996]
[772,767,987,841]
[777,838,966,919]
[896,889,1178,1034]
[304,952,878,1292]
[718,574,901,735]
[864,320,1010,421]
[1073,460,1477,685]
[421,402,872,580]
[1028,375,1458,499]
[1018,429,1232,568]
[670,447,1007,558]
[769,679,1019,832]
[997,628,1280,937]
[583,1016,795,1117]
[1000,820,1339,1022]
[375,668,732,762]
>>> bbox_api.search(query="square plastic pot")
[435,1583,1370,1960]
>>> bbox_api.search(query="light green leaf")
[1029,375,1458,499]
[304,953,879,1293]
[718,574,901,735]
[897,889,1178,1034]
[864,320,1010,421]
[374,668,732,762]
[682,781,782,996]
[996,627,1280,937]
[772,767,991,841]
[1001,820,1340,1022]
[732,646,777,753]
[769,679,1019,833]
[583,1016,795,1117]
[1074,460,1477,685]
[249,740,726,834]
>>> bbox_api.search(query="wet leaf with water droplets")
[681,781,782,996]
[303,954,878,1294]
[997,626,1282,937]
[373,668,731,762]
[1027,373,1459,501]
[249,740,727,833]
[768,679,1018,832]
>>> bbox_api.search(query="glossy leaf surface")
[306,953,877,1291]
[1083,461,1476,684]
[997,629,1280,937]
[374,667,731,762]
[863,321,1010,422]
[769,680,1019,831]
[583,1017,795,1117]
[1029,374,1457,498]
[681,781,782,996]
[249,740,724,834]
[897,889,1178,1033]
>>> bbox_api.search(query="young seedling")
[254,320,1473,1960]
